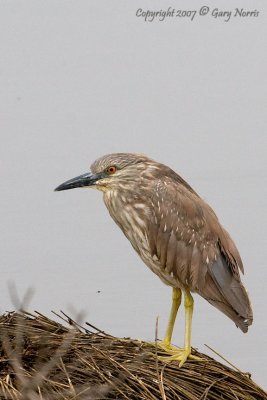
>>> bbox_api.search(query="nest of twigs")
[0,311,266,400]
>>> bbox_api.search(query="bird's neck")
[103,185,149,225]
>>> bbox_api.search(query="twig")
[204,344,244,374]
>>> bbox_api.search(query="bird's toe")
[157,348,203,368]
[156,340,181,354]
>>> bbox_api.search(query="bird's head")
[54,153,156,193]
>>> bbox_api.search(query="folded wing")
[148,177,253,332]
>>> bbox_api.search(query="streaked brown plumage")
[55,153,253,365]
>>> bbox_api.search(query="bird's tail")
[199,255,253,332]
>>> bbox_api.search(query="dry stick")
[57,311,89,334]
[59,310,86,333]
[160,366,168,400]
[85,321,114,337]
[154,316,167,400]
[204,344,245,374]
[59,357,76,396]
[50,311,74,331]
[57,311,115,339]
[53,309,107,336]
[35,311,69,331]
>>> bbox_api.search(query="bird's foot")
[156,340,202,368]
[156,339,180,354]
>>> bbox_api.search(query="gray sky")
[0,0,266,388]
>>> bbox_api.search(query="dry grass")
[0,311,266,400]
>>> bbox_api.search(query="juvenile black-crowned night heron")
[55,153,253,367]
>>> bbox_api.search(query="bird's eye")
[106,166,117,175]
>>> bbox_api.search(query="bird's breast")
[105,192,149,250]
[103,190,182,288]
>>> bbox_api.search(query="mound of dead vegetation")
[0,311,266,400]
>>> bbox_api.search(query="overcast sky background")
[0,0,266,389]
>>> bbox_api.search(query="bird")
[55,153,253,367]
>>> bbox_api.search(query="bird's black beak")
[54,172,100,192]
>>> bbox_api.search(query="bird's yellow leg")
[157,288,181,352]
[158,289,201,367]
[179,289,194,365]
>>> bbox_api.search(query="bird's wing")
[147,178,241,287]
[147,178,253,331]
